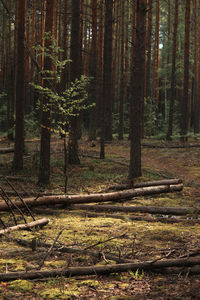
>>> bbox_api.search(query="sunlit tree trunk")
[181,0,191,140]
[38,0,56,184]
[103,0,113,141]
[112,0,120,112]
[60,0,69,93]
[68,0,81,164]
[166,0,179,140]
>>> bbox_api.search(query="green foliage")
[32,32,94,136]
[144,97,157,136]
[0,92,7,133]
[24,111,39,137]
[129,269,145,280]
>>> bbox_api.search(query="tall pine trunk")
[68,0,81,164]
[88,0,98,141]
[129,0,146,179]
[193,0,200,133]
[153,0,160,123]
[103,0,113,141]
[118,0,125,140]
[38,0,55,184]
[166,0,179,140]
[181,0,191,140]
[13,0,26,171]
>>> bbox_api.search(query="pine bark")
[181,0,191,140]
[13,0,26,171]
[88,0,98,141]
[38,0,56,184]
[103,0,113,141]
[129,0,147,179]
[166,0,179,140]
[68,0,81,164]
[153,0,160,119]
[118,0,125,140]
[193,0,200,134]
[145,0,153,99]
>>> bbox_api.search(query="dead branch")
[84,233,127,250]
[0,257,199,281]
[0,218,50,236]
[38,231,63,270]
[72,204,199,216]
[0,184,183,211]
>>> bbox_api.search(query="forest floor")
[0,135,200,299]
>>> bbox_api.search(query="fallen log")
[0,257,199,281]
[106,179,182,191]
[0,218,50,236]
[69,210,200,224]
[0,184,183,211]
[0,147,14,154]
[72,204,199,216]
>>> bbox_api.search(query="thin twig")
[84,233,127,250]
[38,231,63,270]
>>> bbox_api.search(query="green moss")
[78,279,99,287]
[9,280,33,292]
[38,286,80,299]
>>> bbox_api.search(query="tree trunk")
[103,0,113,141]
[153,0,160,122]
[166,0,179,140]
[6,0,14,141]
[129,0,147,179]
[118,0,125,140]
[38,0,56,184]
[193,0,200,134]
[181,0,191,140]
[68,0,81,164]
[88,0,98,141]
[13,0,26,171]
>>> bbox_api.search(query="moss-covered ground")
[0,136,200,299]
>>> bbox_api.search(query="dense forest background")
[0,0,199,184]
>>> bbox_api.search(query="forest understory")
[0,136,200,299]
